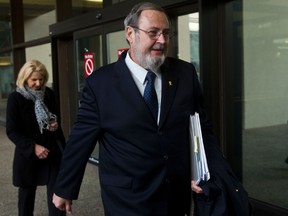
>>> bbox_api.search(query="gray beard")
[136,52,165,72]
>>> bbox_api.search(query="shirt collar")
[125,51,160,85]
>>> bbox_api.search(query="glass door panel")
[177,13,200,78]
[106,30,128,64]
[75,32,103,165]
[75,35,102,93]
[0,52,13,124]
[242,0,288,208]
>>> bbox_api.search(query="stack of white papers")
[189,112,210,185]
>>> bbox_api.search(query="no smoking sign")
[84,52,95,77]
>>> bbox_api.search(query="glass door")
[73,21,127,165]
[241,0,288,209]
[75,31,103,97]
[106,30,128,64]
[177,13,200,78]
[74,27,103,165]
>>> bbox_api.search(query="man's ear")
[125,26,134,45]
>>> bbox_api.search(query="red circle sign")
[84,52,95,77]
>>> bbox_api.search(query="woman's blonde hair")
[16,59,49,89]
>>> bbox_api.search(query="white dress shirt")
[125,52,162,124]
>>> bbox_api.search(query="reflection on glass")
[74,34,102,165]
[106,30,127,64]
[178,13,200,77]
[0,0,12,124]
[75,34,102,164]
[72,0,103,16]
[0,0,11,47]
[23,0,56,41]
[75,35,102,93]
[0,52,13,123]
[112,0,126,4]
[0,21,12,49]
[242,0,288,208]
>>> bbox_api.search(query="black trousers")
[18,171,65,216]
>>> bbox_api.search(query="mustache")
[151,43,165,50]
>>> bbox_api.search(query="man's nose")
[156,33,168,43]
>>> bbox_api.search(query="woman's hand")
[35,144,49,159]
[48,119,58,132]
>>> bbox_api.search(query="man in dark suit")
[53,2,250,216]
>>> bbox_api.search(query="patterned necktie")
[144,71,158,121]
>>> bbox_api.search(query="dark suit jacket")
[194,144,252,216]
[6,87,65,187]
[54,51,250,216]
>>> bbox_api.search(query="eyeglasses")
[130,26,170,40]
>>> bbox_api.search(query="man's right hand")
[53,193,72,214]
[191,180,204,194]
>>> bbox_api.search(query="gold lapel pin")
[169,81,173,86]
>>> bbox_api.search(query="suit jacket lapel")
[114,56,143,104]
[159,61,178,128]
[115,52,178,127]
[114,53,158,124]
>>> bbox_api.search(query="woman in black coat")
[6,60,66,216]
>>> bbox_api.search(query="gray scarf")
[16,86,57,133]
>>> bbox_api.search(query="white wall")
[25,10,55,41]
[25,44,53,88]
[24,10,55,88]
